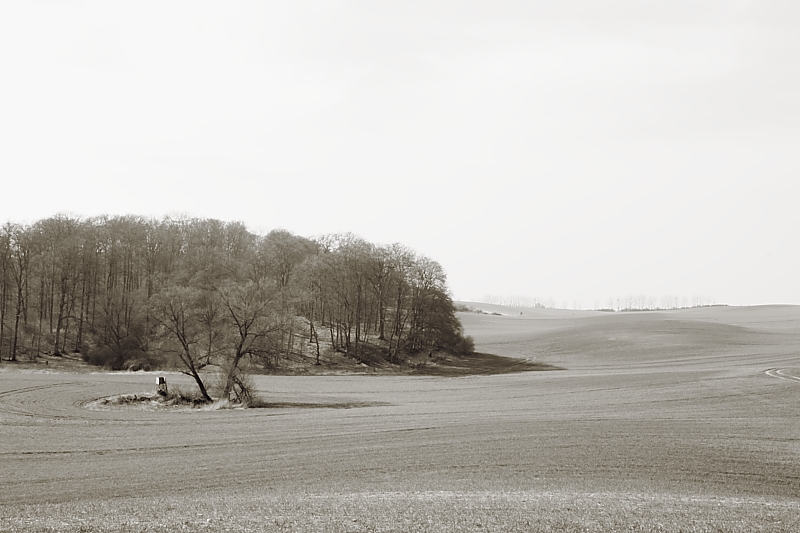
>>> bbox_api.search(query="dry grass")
[2,305,800,532]
[3,490,799,532]
[84,388,209,411]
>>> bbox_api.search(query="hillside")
[457,302,800,372]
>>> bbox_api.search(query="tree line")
[0,215,473,400]
[481,294,722,311]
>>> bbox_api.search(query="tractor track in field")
[764,368,800,382]
[0,382,71,398]
[0,381,151,422]
[0,382,81,419]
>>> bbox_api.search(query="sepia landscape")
[3,2,799,531]
[2,281,799,531]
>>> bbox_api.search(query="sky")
[1,1,799,308]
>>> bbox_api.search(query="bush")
[454,335,475,355]
[85,346,119,369]
[123,358,152,372]
[85,340,150,371]
[163,386,208,405]
[209,364,257,405]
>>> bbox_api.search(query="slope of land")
[2,305,800,532]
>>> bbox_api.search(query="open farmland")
[2,305,800,532]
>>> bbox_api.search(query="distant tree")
[34,215,84,356]
[293,254,325,365]
[384,243,415,362]
[254,230,316,359]
[90,286,148,370]
[314,234,372,359]
[406,256,445,351]
[365,244,396,342]
[5,224,35,361]
[0,226,11,361]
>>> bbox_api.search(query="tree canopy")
[0,215,473,399]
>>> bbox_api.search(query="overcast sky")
[1,1,798,307]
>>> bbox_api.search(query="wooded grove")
[0,215,473,399]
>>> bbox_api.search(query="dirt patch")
[84,391,208,411]
[84,391,387,412]
[248,399,389,409]
[412,352,562,376]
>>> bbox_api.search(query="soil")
[2,304,800,532]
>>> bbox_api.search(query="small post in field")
[157,376,168,396]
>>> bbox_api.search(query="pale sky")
[1,1,799,307]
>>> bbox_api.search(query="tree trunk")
[310,320,321,365]
[61,319,69,354]
[75,275,87,352]
[0,277,5,361]
[192,370,212,402]
[53,292,65,356]
[11,295,21,361]
[220,351,245,401]
[378,303,386,341]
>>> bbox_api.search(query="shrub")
[85,340,150,371]
[209,364,257,405]
[123,358,152,372]
[454,335,475,355]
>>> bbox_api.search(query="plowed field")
[2,305,800,532]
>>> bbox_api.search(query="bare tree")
[149,286,215,401]
[0,226,11,361]
[5,224,34,361]
[216,280,279,401]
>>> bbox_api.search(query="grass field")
[2,304,799,532]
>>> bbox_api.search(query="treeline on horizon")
[0,214,473,400]
[480,294,722,311]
